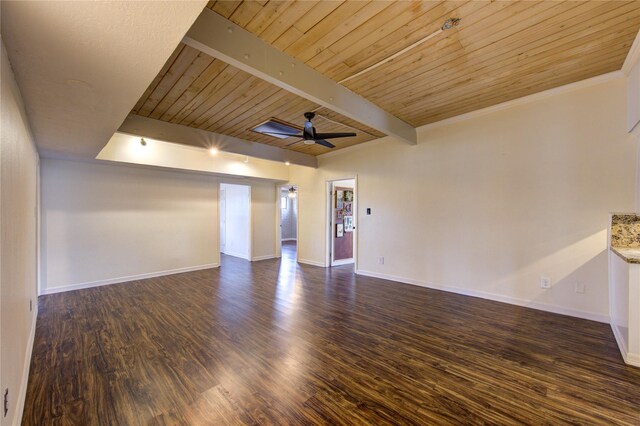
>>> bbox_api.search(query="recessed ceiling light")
[209,147,218,156]
[285,161,290,166]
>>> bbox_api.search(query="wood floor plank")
[22,243,640,425]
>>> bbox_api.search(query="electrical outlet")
[540,277,551,289]
[4,388,8,417]
[575,281,585,294]
[378,256,384,265]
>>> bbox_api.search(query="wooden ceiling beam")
[118,114,318,168]
[182,8,416,145]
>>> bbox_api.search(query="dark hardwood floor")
[23,242,640,425]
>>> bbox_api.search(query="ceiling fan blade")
[286,138,304,147]
[314,139,335,149]
[314,132,357,139]
[263,131,303,137]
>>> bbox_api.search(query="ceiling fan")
[266,112,356,149]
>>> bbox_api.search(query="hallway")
[280,240,297,262]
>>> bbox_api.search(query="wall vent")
[250,118,300,139]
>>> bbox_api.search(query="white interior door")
[219,183,251,260]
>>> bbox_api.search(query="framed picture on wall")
[343,202,352,215]
[344,190,354,202]
[344,216,353,232]
[336,223,344,237]
[337,209,344,219]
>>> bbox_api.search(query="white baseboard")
[611,323,640,367]
[298,258,326,267]
[281,238,297,242]
[15,304,38,424]
[252,254,277,261]
[42,263,220,295]
[331,258,354,266]
[611,323,629,361]
[628,353,640,367]
[355,269,610,324]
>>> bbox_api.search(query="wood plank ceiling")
[132,43,385,156]
[131,1,640,155]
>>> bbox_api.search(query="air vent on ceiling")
[251,118,301,139]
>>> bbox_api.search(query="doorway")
[279,185,297,261]
[327,178,356,267]
[219,183,251,260]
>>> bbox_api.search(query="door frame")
[219,187,226,254]
[275,184,298,261]
[326,176,358,269]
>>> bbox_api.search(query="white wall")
[41,158,219,293]
[220,183,250,260]
[290,77,637,322]
[40,160,280,293]
[628,59,640,132]
[0,39,39,426]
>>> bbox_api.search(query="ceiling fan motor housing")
[303,114,316,142]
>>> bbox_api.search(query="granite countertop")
[611,246,640,264]
[610,213,640,264]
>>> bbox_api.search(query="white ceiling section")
[98,133,290,182]
[119,114,317,168]
[0,0,207,158]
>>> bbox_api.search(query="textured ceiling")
[1,1,207,157]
